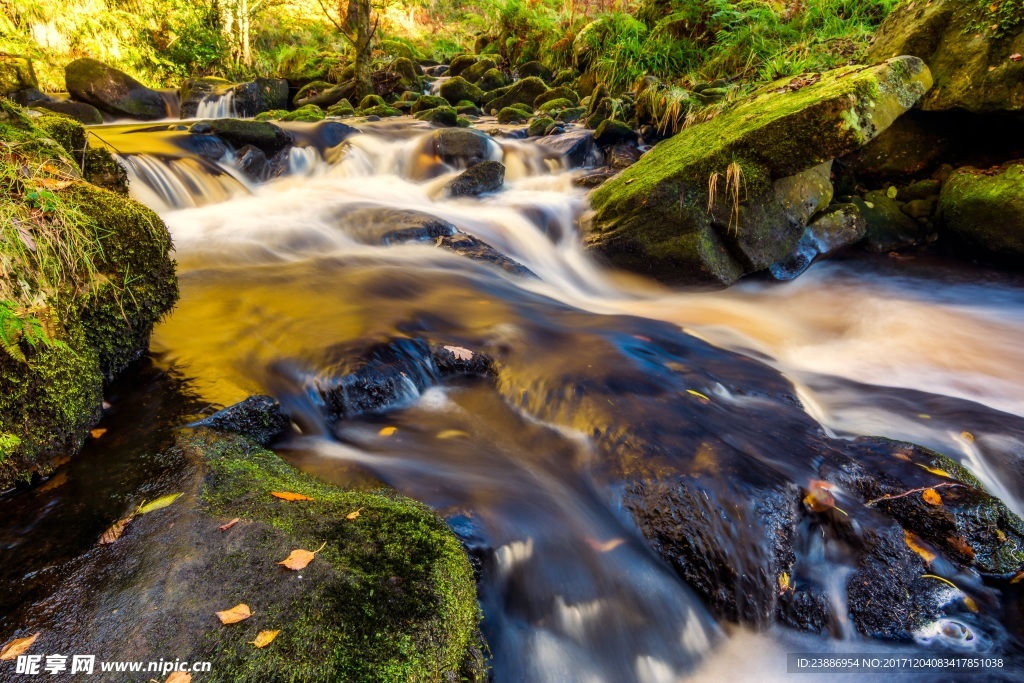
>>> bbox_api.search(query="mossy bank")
[0,100,177,489]
[2,426,485,682]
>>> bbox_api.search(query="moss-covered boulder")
[326,99,356,117]
[534,86,578,110]
[208,119,293,155]
[414,106,458,126]
[477,68,508,92]
[293,80,335,107]
[938,163,1024,258]
[497,106,529,124]
[460,58,497,85]
[6,426,485,682]
[866,0,1024,112]
[361,104,403,118]
[587,58,933,286]
[390,56,422,86]
[30,99,104,125]
[440,77,485,106]
[528,116,555,137]
[537,98,572,114]
[410,95,450,114]
[278,104,326,122]
[0,101,177,489]
[448,54,478,78]
[518,60,553,82]
[0,55,38,96]
[483,77,548,113]
[358,94,387,110]
[64,58,167,121]
[295,82,358,109]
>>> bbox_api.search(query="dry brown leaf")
[947,535,975,560]
[271,491,313,501]
[165,672,192,683]
[1011,571,1024,584]
[38,471,68,493]
[1012,53,1023,62]
[216,603,252,625]
[346,508,362,520]
[219,518,241,532]
[98,515,135,545]
[251,630,280,648]
[904,530,937,563]
[922,488,942,506]
[1,633,39,660]
[586,537,626,552]
[379,426,397,436]
[34,178,74,191]
[90,428,107,439]
[444,345,474,361]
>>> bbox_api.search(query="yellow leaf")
[964,596,979,613]
[917,464,952,479]
[90,428,107,439]
[165,672,192,683]
[686,389,710,401]
[778,572,792,593]
[219,518,240,532]
[886,186,898,199]
[961,431,974,442]
[1,633,39,660]
[216,603,252,625]
[138,493,182,514]
[34,178,73,190]
[921,488,942,506]
[346,508,362,520]
[271,491,313,501]
[251,630,280,648]
[904,530,937,563]
[379,426,397,436]
[437,429,469,439]
[803,480,835,513]
[279,549,316,570]
[443,345,474,361]
[98,515,135,545]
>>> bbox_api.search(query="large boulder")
[0,101,177,489]
[483,77,548,113]
[179,77,233,118]
[586,57,933,287]
[30,100,103,125]
[64,58,168,120]
[440,76,485,106]
[232,78,290,117]
[938,163,1024,258]
[447,160,505,197]
[866,0,1024,112]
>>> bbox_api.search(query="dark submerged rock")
[447,160,505,197]
[191,395,290,446]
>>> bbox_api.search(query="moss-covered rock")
[64,58,167,121]
[455,102,481,116]
[358,94,386,110]
[849,191,927,252]
[938,163,1024,258]
[867,0,1024,112]
[518,60,553,82]
[587,58,933,286]
[448,54,478,78]
[413,105,457,126]
[477,68,508,92]
[528,117,555,137]
[440,76,485,106]
[0,101,177,488]
[381,38,417,61]
[534,86,578,110]
[593,119,636,146]
[557,106,586,123]
[483,77,548,113]
[360,104,403,118]
[460,58,497,85]
[390,56,422,86]
[208,119,293,155]
[278,104,326,122]
[293,80,335,107]
[410,95,450,114]
[0,55,38,95]
[326,99,356,117]
[537,98,572,114]
[11,426,485,681]
[30,99,104,125]
[497,107,528,124]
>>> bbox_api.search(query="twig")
[864,482,963,508]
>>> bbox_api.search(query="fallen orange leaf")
[279,542,326,570]
[98,516,135,545]
[947,536,975,560]
[803,480,836,513]
[922,488,942,506]
[219,518,241,532]
[165,672,192,683]
[905,530,937,563]
[1,633,39,660]
[251,630,280,648]
[38,471,68,493]
[90,428,107,439]
[1011,571,1024,584]
[271,492,313,501]
[216,603,252,625]
[346,508,362,520]
[379,426,397,436]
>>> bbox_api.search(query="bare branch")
[864,482,964,508]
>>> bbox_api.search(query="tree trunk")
[240,0,251,66]
[352,0,374,100]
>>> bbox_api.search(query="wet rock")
[867,0,1024,112]
[852,190,927,252]
[234,144,269,181]
[534,129,598,168]
[449,54,478,78]
[3,427,484,682]
[586,58,932,286]
[461,58,498,85]
[901,198,935,219]
[768,231,819,281]
[208,119,293,156]
[518,61,553,83]
[415,105,458,126]
[30,100,103,125]
[179,76,233,118]
[607,143,642,170]
[806,202,867,256]
[420,128,493,169]
[65,58,168,120]
[898,179,942,202]
[191,395,290,446]
[528,117,554,137]
[296,81,358,109]
[773,161,834,228]
[938,163,1024,259]
[535,86,578,110]
[410,94,450,113]
[573,168,617,188]
[338,207,458,245]
[447,160,505,197]
[593,119,636,147]
[437,232,535,277]
[842,111,952,182]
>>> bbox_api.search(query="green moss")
[534,86,578,109]
[528,116,554,137]
[410,95,450,114]
[293,80,334,106]
[358,94,387,110]
[183,430,483,682]
[359,104,403,118]
[497,107,528,124]
[326,99,356,117]
[0,432,20,465]
[483,76,548,113]
[414,106,458,126]
[938,164,1024,258]
[278,105,325,122]
[254,109,288,122]
[440,77,485,106]
[538,98,572,114]
[557,106,586,123]
[587,58,932,285]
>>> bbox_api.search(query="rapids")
[14,117,1024,681]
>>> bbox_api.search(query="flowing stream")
[12,117,1024,681]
